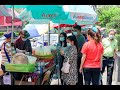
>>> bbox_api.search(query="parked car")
[0,36,6,51]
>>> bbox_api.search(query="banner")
[70,12,97,22]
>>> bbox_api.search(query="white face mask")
[109,35,115,40]
[60,37,65,42]
[67,43,71,46]
[22,38,27,41]
[72,31,78,35]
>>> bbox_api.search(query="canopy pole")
[11,5,14,43]
[11,5,15,59]
[57,20,60,85]
[48,21,50,46]
[7,26,8,32]
[58,21,60,39]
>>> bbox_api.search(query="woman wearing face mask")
[60,35,78,85]
[14,30,32,55]
[57,32,67,84]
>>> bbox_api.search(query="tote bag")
[61,58,70,73]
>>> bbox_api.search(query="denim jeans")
[101,56,114,85]
[83,68,100,85]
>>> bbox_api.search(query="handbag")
[61,58,70,73]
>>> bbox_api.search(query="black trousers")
[101,56,114,85]
[83,68,100,85]
[76,56,83,85]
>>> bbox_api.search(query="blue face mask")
[73,31,78,35]
[60,37,65,42]
[67,43,71,46]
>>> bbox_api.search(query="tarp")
[0,5,22,26]
[0,16,22,26]
[23,24,40,38]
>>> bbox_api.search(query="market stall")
[3,51,56,85]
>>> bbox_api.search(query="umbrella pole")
[7,26,8,32]
[48,21,50,46]
[11,5,15,59]
[57,21,60,85]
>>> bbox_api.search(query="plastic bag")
[3,74,11,85]
[61,58,70,74]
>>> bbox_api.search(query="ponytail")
[87,29,101,44]
[94,32,101,44]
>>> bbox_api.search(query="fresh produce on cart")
[32,45,57,62]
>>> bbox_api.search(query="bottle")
[28,77,32,82]
[11,43,16,56]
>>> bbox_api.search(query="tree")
[97,6,120,32]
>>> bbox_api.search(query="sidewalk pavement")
[102,67,116,85]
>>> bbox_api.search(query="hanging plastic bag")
[3,73,11,85]
[61,58,70,74]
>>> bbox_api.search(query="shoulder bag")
[61,57,70,74]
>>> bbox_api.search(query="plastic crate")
[5,64,36,73]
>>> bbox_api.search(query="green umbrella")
[25,5,67,20]
[5,5,68,46]
[6,5,28,8]
[19,5,68,45]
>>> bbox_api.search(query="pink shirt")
[81,40,104,68]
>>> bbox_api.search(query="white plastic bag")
[50,78,61,85]
[3,74,11,85]
[61,58,70,74]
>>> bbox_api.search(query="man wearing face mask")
[72,25,85,85]
[101,29,118,85]
[14,30,32,55]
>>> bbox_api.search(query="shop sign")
[70,12,96,22]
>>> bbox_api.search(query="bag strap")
[104,43,111,51]
[3,42,10,63]
[66,57,69,63]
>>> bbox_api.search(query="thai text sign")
[41,13,59,19]
[70,12,96,22]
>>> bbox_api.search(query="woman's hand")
[79,67,83,73]
[100,67,102,71]
[60,49,64,55]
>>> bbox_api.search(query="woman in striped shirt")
[1,32,16,73]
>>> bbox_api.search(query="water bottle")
[40,66,43,74]
[11,43,16,55]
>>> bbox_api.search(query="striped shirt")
[1,42,11,65]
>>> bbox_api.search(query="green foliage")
[97,6,120,34]
[115,34,120,51]
[0,32,4,37]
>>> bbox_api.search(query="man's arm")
[114,40,118,59]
